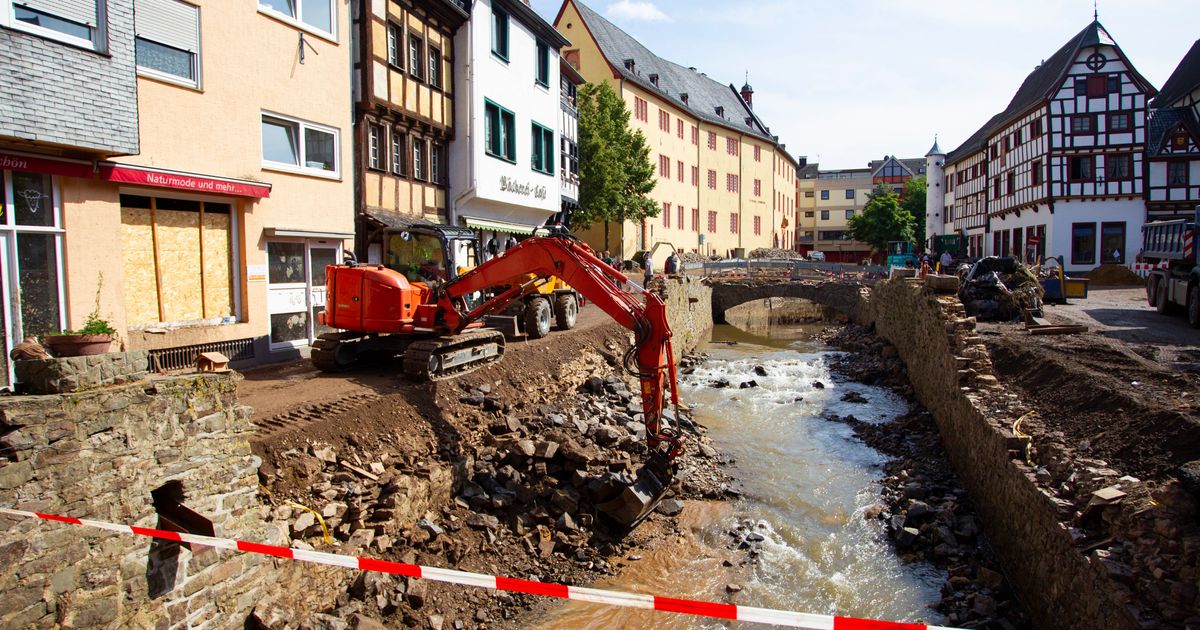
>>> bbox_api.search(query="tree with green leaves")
[575,81,658,251]
[847,184,916,253]
[900,176,927,248]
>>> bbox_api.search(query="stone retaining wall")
[865,279,1137,630]
[14,349,150,394]
[0,375,347,629]
[653,275,712,361]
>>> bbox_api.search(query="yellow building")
[795,156,925,262]
[54,0,355,369]
[553,0,798,260]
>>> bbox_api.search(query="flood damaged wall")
[653,276,712,361]
[0,375,347,628]
[865,279,1137,630]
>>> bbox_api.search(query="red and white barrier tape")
[0,507,958,630]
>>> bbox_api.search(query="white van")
[808,251,826,262]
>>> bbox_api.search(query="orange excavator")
[316,233,683,527]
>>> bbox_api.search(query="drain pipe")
[451,22,476,228]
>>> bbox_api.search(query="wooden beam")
[150,197,165,323]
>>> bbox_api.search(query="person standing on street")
[940,250,953,272]
[642,251,654,287]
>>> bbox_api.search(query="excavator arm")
[436,235,683,526]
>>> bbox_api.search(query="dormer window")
[715,106,724,117]
[745,117,753,127]
[649,74,659,87]
[623,58,635,72]
[680,92,688,104]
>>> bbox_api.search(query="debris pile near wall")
[867,278,1138,630]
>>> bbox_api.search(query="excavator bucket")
[597,459,674,528]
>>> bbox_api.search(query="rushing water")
[538,324,946,629]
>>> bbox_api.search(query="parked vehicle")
[885,241,917,269]
[1142,208,1199,328]
[808,251,826,262]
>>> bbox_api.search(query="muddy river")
[539,324,946,628]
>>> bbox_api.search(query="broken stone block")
[657,498,684,516]
[293,512,316,536]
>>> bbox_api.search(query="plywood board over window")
[119,195,235,326]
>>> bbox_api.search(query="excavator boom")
[437,235,683,526]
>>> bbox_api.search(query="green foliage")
[900,176,927,246]
[847,184,916,252]
[50,272,115,337]
[575,82,658,231]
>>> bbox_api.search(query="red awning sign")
[0,152,93,179]
[99,163,271,198]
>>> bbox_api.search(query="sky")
[529,0,1200,170]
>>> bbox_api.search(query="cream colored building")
[796,156,925,262]
[62,0,355,368]
[553,0,798,260]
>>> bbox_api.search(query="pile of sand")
[1084,264,1144,286]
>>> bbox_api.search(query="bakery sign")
[499,176,547,200]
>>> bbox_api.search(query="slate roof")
[1153,39,1200,108]
[798,163,821,179]
[945,20,1155,166]
[570,1,795,163]
[1146,107,1200,157]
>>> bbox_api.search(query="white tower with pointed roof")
[924,137,946,247]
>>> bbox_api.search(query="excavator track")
[310,332,363,373]
[403,329,506,381]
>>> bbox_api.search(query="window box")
[261,112,340,178]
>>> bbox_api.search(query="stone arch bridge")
[708,280,872,324]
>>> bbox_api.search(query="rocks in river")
[753,365,769,377]
[656,498,685,516]
[840,391,868,404]
[812,381,826,389]
[710,378,731,389]
[738,380,758,389]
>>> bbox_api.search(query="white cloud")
[605,0,670,22]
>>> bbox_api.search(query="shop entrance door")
[266,241,338,351]
[1,171,66,387]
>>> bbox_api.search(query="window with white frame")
[5,0,103,49]
[367,123,382,170]
[134,0,200,87]
[427,45,441,89]
[390,131,405,176]
[412,138,425,181]
[259,0,334,38]
[430,143,443,184]
[408,33,423,81]
[261,113,339,177]
[386,22,402,68]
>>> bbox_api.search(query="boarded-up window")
[120,195,234,325]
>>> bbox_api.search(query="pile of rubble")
[676,250,713,264]
[956,257,1044,321]
[747,247,798,260]
[261,369,732,628]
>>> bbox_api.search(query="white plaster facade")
[449,0,567,263]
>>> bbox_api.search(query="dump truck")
[1142,208,1199,328]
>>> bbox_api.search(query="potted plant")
[43,275,117,357]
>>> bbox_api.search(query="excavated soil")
[250,319,733,629]
[981,326,1200,481]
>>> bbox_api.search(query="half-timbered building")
[352,0,470,261]
[939,20,1157,272]
[1146,39,1200,221]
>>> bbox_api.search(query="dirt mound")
[1084,264,1143,286]
[747,247,796,259]
[984,331,1200,480]
[253,322,733,628]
